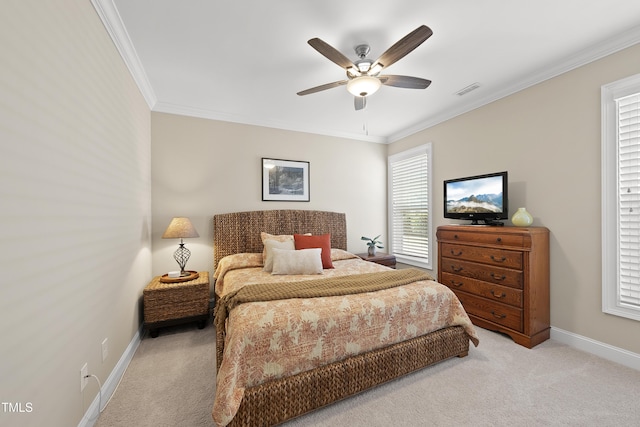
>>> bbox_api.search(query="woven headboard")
[213,210,347,268]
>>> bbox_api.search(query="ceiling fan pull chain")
[363,111,369,135]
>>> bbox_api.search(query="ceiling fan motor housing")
[353,45,374,74]
[355,44,370,58]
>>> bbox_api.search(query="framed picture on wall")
[262,158,310,201]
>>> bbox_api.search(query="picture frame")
[262,158,310,202]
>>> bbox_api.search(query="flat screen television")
[443,171,508,225]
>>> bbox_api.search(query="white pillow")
[263,239,295,272]
[271,248,323,275]
[261,232,294,260]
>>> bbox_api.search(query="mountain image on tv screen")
[446,175,503,214]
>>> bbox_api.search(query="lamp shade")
[347,76,381,97]
[162,217,199,239]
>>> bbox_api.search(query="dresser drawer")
[441,243,523,269]
[453,291,523,332]
[437,229,524,248]
[441,272,523,307]
[440,257,523,289]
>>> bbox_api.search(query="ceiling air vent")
[455,82,481,96]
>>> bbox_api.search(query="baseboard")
[77,327,142,427]
[551,326,640,371]
[75,324,637,426]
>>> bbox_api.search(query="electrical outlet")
[80,363,88,391]
[101,338,108,362]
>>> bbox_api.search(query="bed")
[212,209,478,427]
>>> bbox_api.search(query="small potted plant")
[361,235,384,256]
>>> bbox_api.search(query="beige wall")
[151,44,640,357]
[389,43,640,355]
[151,113,388,280]
[0,2,151,426]
[3,2,637,425]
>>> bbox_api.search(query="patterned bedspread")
[214,249,385,296]
[212,250,478,426]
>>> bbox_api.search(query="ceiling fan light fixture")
[347,76,381,97]
[355,59,373,73]
[369,63,383,75]
[346,67,360,78]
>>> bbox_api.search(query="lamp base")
[159,271,199,283]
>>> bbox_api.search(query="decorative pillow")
[261,232,292,257]
[262,239,295,272]
[330,248,359,261]
[261,232,294,244]
[260,232,311,261]
[271,248,323,275]
[294,233,334,269]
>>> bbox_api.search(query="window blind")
[388,145,431,267]
[618,93,640,307]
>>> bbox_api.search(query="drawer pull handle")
[451,266,463,273]
[450,281,464,287]
[453,234,459,239]
[496,237,502,242]
[490,273,506,281]
[490,290,506,299]
[491,311,506,319]
[450,249,463,256]
[490,255,506,262]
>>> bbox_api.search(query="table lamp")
[162,217,199,276]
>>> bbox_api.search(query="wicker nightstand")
[355,252,396,269]
[143,271,210,338]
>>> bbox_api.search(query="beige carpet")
[94,322,640,427]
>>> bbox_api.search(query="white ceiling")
[97,0,640,143]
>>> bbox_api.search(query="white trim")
[395,254,431,270]
[601,73,640,322]
[153,101,388,144]
[601,79,618,319]
[92,2,640,144]
[91,0,157,109]
[389,26,640,143]
[77,327,142,427]
[550,327,640,372]
[71,322,640,427]
[388,143,433,270]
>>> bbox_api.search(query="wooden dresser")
[437,225,550,348]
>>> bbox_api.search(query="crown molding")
[91,0,157,109]
[389,26,640,143]
[153,101,388,144]
[92,0,639,144]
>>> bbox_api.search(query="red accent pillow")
[294,233,334,269]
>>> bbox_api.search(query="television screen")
[444,171,508,224]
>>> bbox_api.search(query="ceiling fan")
[297,25,433,111]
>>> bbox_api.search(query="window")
[388,144,432,269]
[602,73,640,322]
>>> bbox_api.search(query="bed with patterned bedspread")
[212,210,478,427]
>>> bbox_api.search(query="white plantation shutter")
[388,144,432,269]
[618,93,640,308]
[602,74,640,321]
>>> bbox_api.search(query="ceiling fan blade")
[379,75,431,89]
[373,25,433,70]
[308,38,356,70]
[354,96,366,111]
[297,80,348,96]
